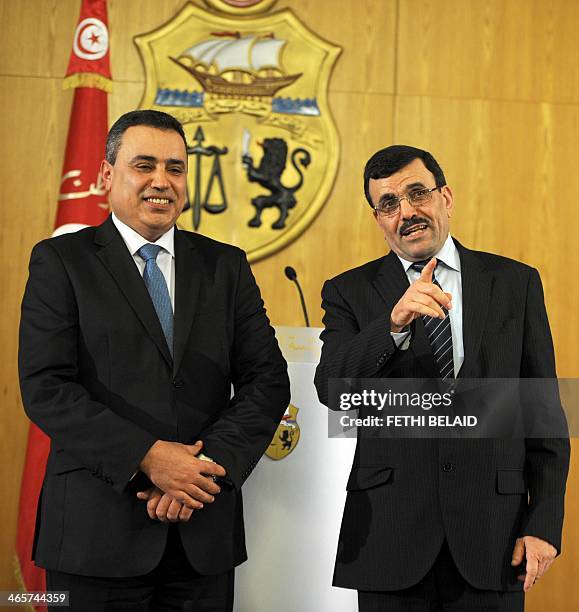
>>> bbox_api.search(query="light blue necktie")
[137,244,173,356]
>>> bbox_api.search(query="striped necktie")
[137,243,173,356]
[411,260,454,379]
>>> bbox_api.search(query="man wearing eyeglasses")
[314,145,569,611]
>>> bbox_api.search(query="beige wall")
[1,1,577,609]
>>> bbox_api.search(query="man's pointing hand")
[390,257,452,332]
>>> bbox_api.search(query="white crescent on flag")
[73,17,109,60]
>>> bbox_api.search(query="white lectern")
[234,326,357,611]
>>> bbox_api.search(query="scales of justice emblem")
[135,1,341,262]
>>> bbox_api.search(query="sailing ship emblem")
[135,2,341,262]
[172,32,302,99]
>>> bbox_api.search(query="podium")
[234,327,357,611]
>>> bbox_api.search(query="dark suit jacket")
[314,239,569,592]
[19,216,290,578]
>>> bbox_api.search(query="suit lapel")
[173,229,201,375]
[94,217,173,368]
[455,240,492,378]
[371,250,410,315]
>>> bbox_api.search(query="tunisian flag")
[15,0,111,603]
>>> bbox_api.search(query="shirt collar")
[396,234,461,273]
[112,212,175,258]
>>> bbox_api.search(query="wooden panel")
[109,80,146,123]
[107,0,191,84]
[275,0,397,95]
[397,0,579,104]
[0,74,72,591]
[0,0,79,78]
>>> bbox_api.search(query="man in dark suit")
[19,110,290,611]
[314,145,569,611]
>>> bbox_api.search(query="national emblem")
[134,2,341,261]
[266,404,301,460]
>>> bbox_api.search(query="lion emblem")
[242,138,311,229]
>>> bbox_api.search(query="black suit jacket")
[314,239,569,592]
[19,216,290,577]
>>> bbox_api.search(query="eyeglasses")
[374,185,445,218]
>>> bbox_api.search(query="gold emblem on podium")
[266,404,300,460]
[134,2,341,261]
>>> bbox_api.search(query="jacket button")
[442,462,455,473]
[173,379,184,388]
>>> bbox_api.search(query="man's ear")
[442,185,454,218]
[100,159,113,191]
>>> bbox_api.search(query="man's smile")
[142,196,173,208]
[400,223,429,238]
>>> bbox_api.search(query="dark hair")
[363,145,446,207]
[105,110,187,164]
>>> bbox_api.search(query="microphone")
[284,266,310,327]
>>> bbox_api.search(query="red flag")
[15,1,112,605]
[56,0,112,235]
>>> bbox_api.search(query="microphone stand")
[284,266,310,327]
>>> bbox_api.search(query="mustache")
[399,216,430,236]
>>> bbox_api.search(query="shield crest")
[266,404,300,460]
[135,2,341,261]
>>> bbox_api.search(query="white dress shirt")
[111,212,175,312]
[390,234,464,377]
[112,214,179,480]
